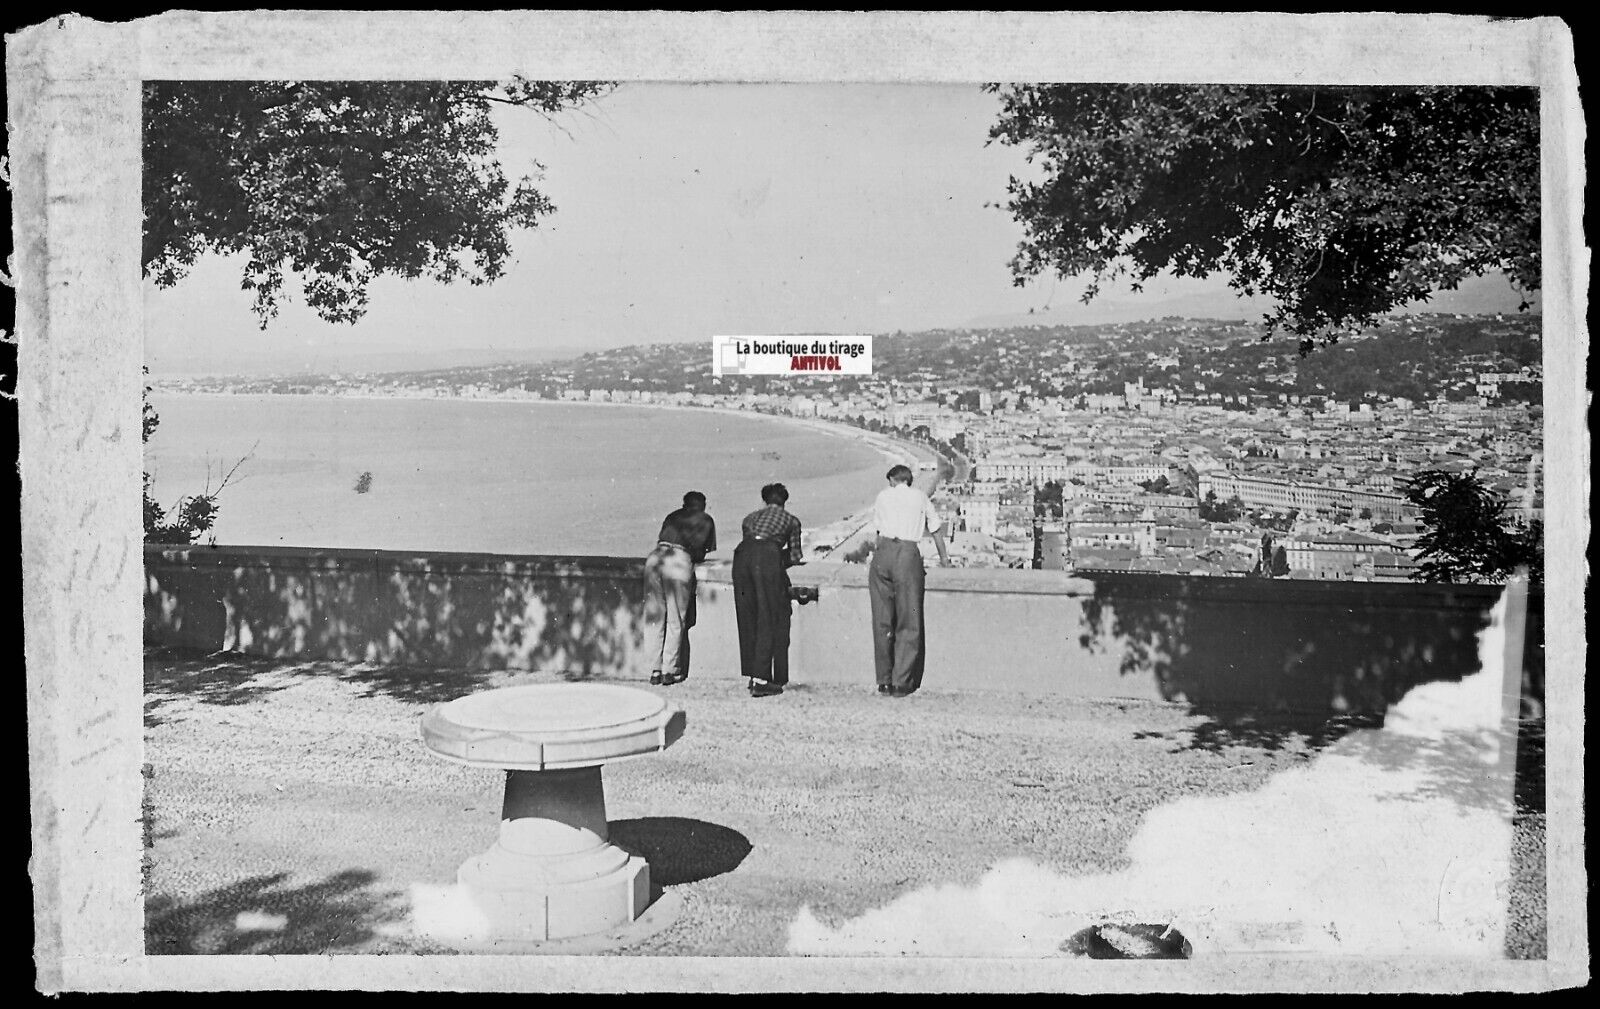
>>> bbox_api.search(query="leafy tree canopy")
[1404,469,1542,585]
[985,85,1539,353]
[1198,490,1243,524]
[1037,480,1066,517]
[144,78,612,327]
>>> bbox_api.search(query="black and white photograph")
[15,10,1586,994]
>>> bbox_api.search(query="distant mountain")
[965,291,1272,331]
[962,272,1533,332]
[1396,274,1539,317]
[145,344,592,379]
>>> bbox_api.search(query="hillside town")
[156,312,1544,580]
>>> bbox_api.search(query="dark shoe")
[749,680,784,697]
[649,671,664,686]
[877,684,892,695]
[664,671,688,685]
[886,685,917,697]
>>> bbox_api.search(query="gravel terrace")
[142,649,1544,959]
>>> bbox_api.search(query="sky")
[143,83,1530,377]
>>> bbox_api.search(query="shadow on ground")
[1078,575,1543,753]
[1132,711,1381,757]
[1506,716,1547,960]
[1514,717,1544,816]
[146,869,406,954]
[144,646,546,726]
[145,649,354,725]
[610,816,753,904]
[1336,726,1520,813]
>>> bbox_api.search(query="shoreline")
[151,389,944,558]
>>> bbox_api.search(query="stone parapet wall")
[146,545,1540,719]
[145,545,654,679]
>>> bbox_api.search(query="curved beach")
[421,395,948,557]
[144,392,937,558]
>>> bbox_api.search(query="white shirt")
[873,483,942,541]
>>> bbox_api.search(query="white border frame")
[12,10,1587,993]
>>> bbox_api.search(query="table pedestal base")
[458,852,650,942]
[418,683,688,948]
[456,765,652,942]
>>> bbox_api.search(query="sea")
[143,394,898,556]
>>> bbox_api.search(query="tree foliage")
[985,85,1539,352]
[1250,533,1291,578]
[1404,469,1542,585]
[1198,491,1244,524]
[1036,480,1065,518]
[1255,533,1275,578]
[144,79,612,327]
[143,369,251,545]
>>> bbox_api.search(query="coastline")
[151,389,943,558]
[807,438,944,559]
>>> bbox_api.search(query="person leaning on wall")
[867,464,950,698]
[732,482,804,697]
[643,490,716,686]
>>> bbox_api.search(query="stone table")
[419,683,686,944]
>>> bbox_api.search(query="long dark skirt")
[732,539,791,685]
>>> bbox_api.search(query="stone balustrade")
[145,544,1542,719]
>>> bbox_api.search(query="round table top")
[445,683,667,733]
[420,683,686,771]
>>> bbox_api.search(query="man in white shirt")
[868,464,950,697]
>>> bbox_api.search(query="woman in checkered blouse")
[732,482,804,696]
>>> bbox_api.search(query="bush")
[143,367,251,546]
[1405,469,1542,585]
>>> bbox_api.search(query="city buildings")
[151,312,1542,583]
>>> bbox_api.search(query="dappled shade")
[146,869,410,955]
[146,547,655,678]
[1332,725,1515,815]
[1076,573,1540,751]
[144,649,506,719]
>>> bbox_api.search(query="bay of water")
[145,395,895,556]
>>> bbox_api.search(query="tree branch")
[204,439,260,497]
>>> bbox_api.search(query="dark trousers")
[869,538,926,690]
[733,539,791,685]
